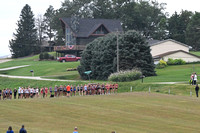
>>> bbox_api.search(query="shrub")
[167,58,186,65]
[43,52,49,59]
[108,69,142,82]
[156,60,167,69]
[39,53,44,60]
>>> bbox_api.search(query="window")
[93,25,109,35]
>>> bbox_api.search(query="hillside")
[0,92,200,133]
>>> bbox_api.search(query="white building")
[148,39,200,64]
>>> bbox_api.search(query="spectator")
[19,125,27,133]
[7,126,14,133]
[195,84,199,97]
[194,73,198,85]
[73,127,78,133]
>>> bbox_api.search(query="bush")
[156,60,167,69]
[167,58,186,65]
[39,53,44,60]
[108,69,142,82]
[43,52,49,59]
[39,52,55,60]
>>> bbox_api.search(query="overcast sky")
[0,0,200,57]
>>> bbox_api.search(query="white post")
[130,86,132,92]
[149,86,151,93]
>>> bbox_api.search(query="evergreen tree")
[168,10,193,44]
[186,12,200,50]
[9,4,38,58]
[44,5,56,42]
[78,30,156,80]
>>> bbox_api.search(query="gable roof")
[153,50,200,59]
[60,18,123,37]
[148,39,190,48]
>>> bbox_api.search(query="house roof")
[153,50,200,59]
[148,39,190,48]
[60,18,123,37]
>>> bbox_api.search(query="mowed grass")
[0,92,200,133]
[0,55,80,78]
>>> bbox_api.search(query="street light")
[116,29,119,72]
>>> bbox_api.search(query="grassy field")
[0,92,200,133]
[0,55,80,78]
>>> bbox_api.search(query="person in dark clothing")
[14,88,17,99]
[19,125,27,133]
[195,84,199,97]
[7,126,14,133]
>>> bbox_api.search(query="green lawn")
[190,51,200,56]
[0,92,200,133]
[0,55,80,77]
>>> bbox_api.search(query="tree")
[35,14,45,50]
[9,4,38,58]
[44,5,56,42]
[168,10,193,43]
[186,12,200,50]
[78,30,156,80]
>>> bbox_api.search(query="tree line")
[9,0,200,58]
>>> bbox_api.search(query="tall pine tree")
[9,4,38,58]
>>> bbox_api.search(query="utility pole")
[116,29,119,72]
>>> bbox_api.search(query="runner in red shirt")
[45,87,48,97]
[115,83,118,93]
[66,85,71,97]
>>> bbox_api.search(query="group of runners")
[0,83,118,100]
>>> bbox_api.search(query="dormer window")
[92,25,109,35]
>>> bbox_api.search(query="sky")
[0,0,200,57]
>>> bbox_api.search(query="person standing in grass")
[14,88,17,99]
[73,127,78,133]
[195,84,199,97]
[0,88,2,100]
[19,125,27,133]
[194,73,198,85]
[67,85,71,97]
[54,85,58,97]
[7,126,14,133]
[80,84,83,96]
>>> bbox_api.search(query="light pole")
[116,29,119,72]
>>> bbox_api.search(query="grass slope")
[0,54,80,78]
[0,92,200,133]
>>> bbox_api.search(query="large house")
[54,17,123,57]
[148,39,200,64]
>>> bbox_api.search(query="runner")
[45,87,48,97]
[14,88,17,99]
[66,85,71,97]
[36,87,39,97]
[70,85,73,96]
[84,84,87,95]
[114,83,118,93]
[73,85,76,96]
[18,87,21,99]
[63,85,67,96]
[80,84,83,96]
[77,84,80,96]
[54,85,58,97]
[9,89,12,99]
[59,85,63,96]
